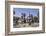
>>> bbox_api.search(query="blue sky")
[13,8,39,17]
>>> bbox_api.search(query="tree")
[21,13,24,19]
[21,13,26,23]
[21,13,24,23]
[23,13,26,23]
[13,8,15,15]
[34,16,38,22]
[13,16,19,25]
[37,12,39,22]
[37,12,39,18]
[28,12,33,25]
[31,14,34,23]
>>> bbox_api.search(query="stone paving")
[13,23,39,28]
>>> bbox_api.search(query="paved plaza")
[13,23,39,28]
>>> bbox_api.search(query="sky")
[13,8,39,17]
